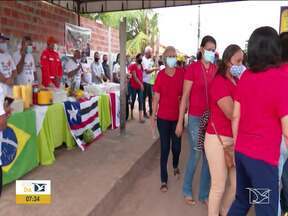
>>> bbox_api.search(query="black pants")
[157,118,181,183]
[131,88,144,111]
[143,83,153,116]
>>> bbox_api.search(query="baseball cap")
[47,36,58,45]
[0,33,10,41]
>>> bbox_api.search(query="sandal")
[174,168,180,179]
[184,196,196,205]
[201,200,209,207]
[160,183,168,193]
[139,119,145,124]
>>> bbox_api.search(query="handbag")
[211,122,235,169]
[195,65,211,151]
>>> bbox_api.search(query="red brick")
[3,7,12,16]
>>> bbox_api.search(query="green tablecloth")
[3,110,39,185]
[98,94,111,132]
[37,103,75,165]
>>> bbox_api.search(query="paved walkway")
[0,119,158,216]
[0,116,255,216]
[110,131,255,216]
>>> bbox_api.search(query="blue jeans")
[130,88,144,111]
[182,115,211,201]
[228,152,279,216]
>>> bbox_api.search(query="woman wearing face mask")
[204,45,244,216]
[151,46,184,192]
[128,53,145,123]
[175,35,217,205]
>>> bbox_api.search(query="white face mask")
[0,43,8,53]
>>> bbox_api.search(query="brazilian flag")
[3,110,39,185]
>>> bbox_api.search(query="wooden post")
[77,0,81,26]
[119,17,127,134]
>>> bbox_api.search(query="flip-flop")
[160,183,168,193]
[201,200,209,207]
[174,168,180,180]
[184,196,196,205]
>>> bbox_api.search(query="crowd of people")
[148,26,288,216]
[1,23,288,216]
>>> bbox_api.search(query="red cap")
[47,36,58,45]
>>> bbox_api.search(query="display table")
[3,110,39,185]
[37,103,75,165]
[2,91,119,185]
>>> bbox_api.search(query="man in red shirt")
[40,36,63,87]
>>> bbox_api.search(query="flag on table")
[3,110,38,185]
[64,96,101,151]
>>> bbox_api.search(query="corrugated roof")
[45,0,244,14]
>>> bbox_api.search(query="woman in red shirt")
[152,46,184,192]
[128,53,145,123]
[176,36,217,205]
[204,44,245,216]
[228,27,288,216]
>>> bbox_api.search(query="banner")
[280,6,288,33]
[65,23,92,56]
[3,110,39,185]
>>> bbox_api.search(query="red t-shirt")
[128,63,143,90]
[206,75,237,137]
[153,68,185,121]
[185,61,217,116]
[235,67,288,166]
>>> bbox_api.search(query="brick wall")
[0,0,120,55]
[80,17,119,54]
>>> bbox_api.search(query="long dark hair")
[197,35,217,60]
[217,44,242,78]
[248,26,281,72]
[280,32,288,62]
[135,53,143,70]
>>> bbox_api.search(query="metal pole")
[77,0,81,26]
[119,17,127,134]
[197,5,201,52]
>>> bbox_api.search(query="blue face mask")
[26,45,33,54]
[203,50,215,63]
[230,64,246,78]
[166,57,177,68]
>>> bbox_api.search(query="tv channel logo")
[16,180,51,204]
[246,188,271,205]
